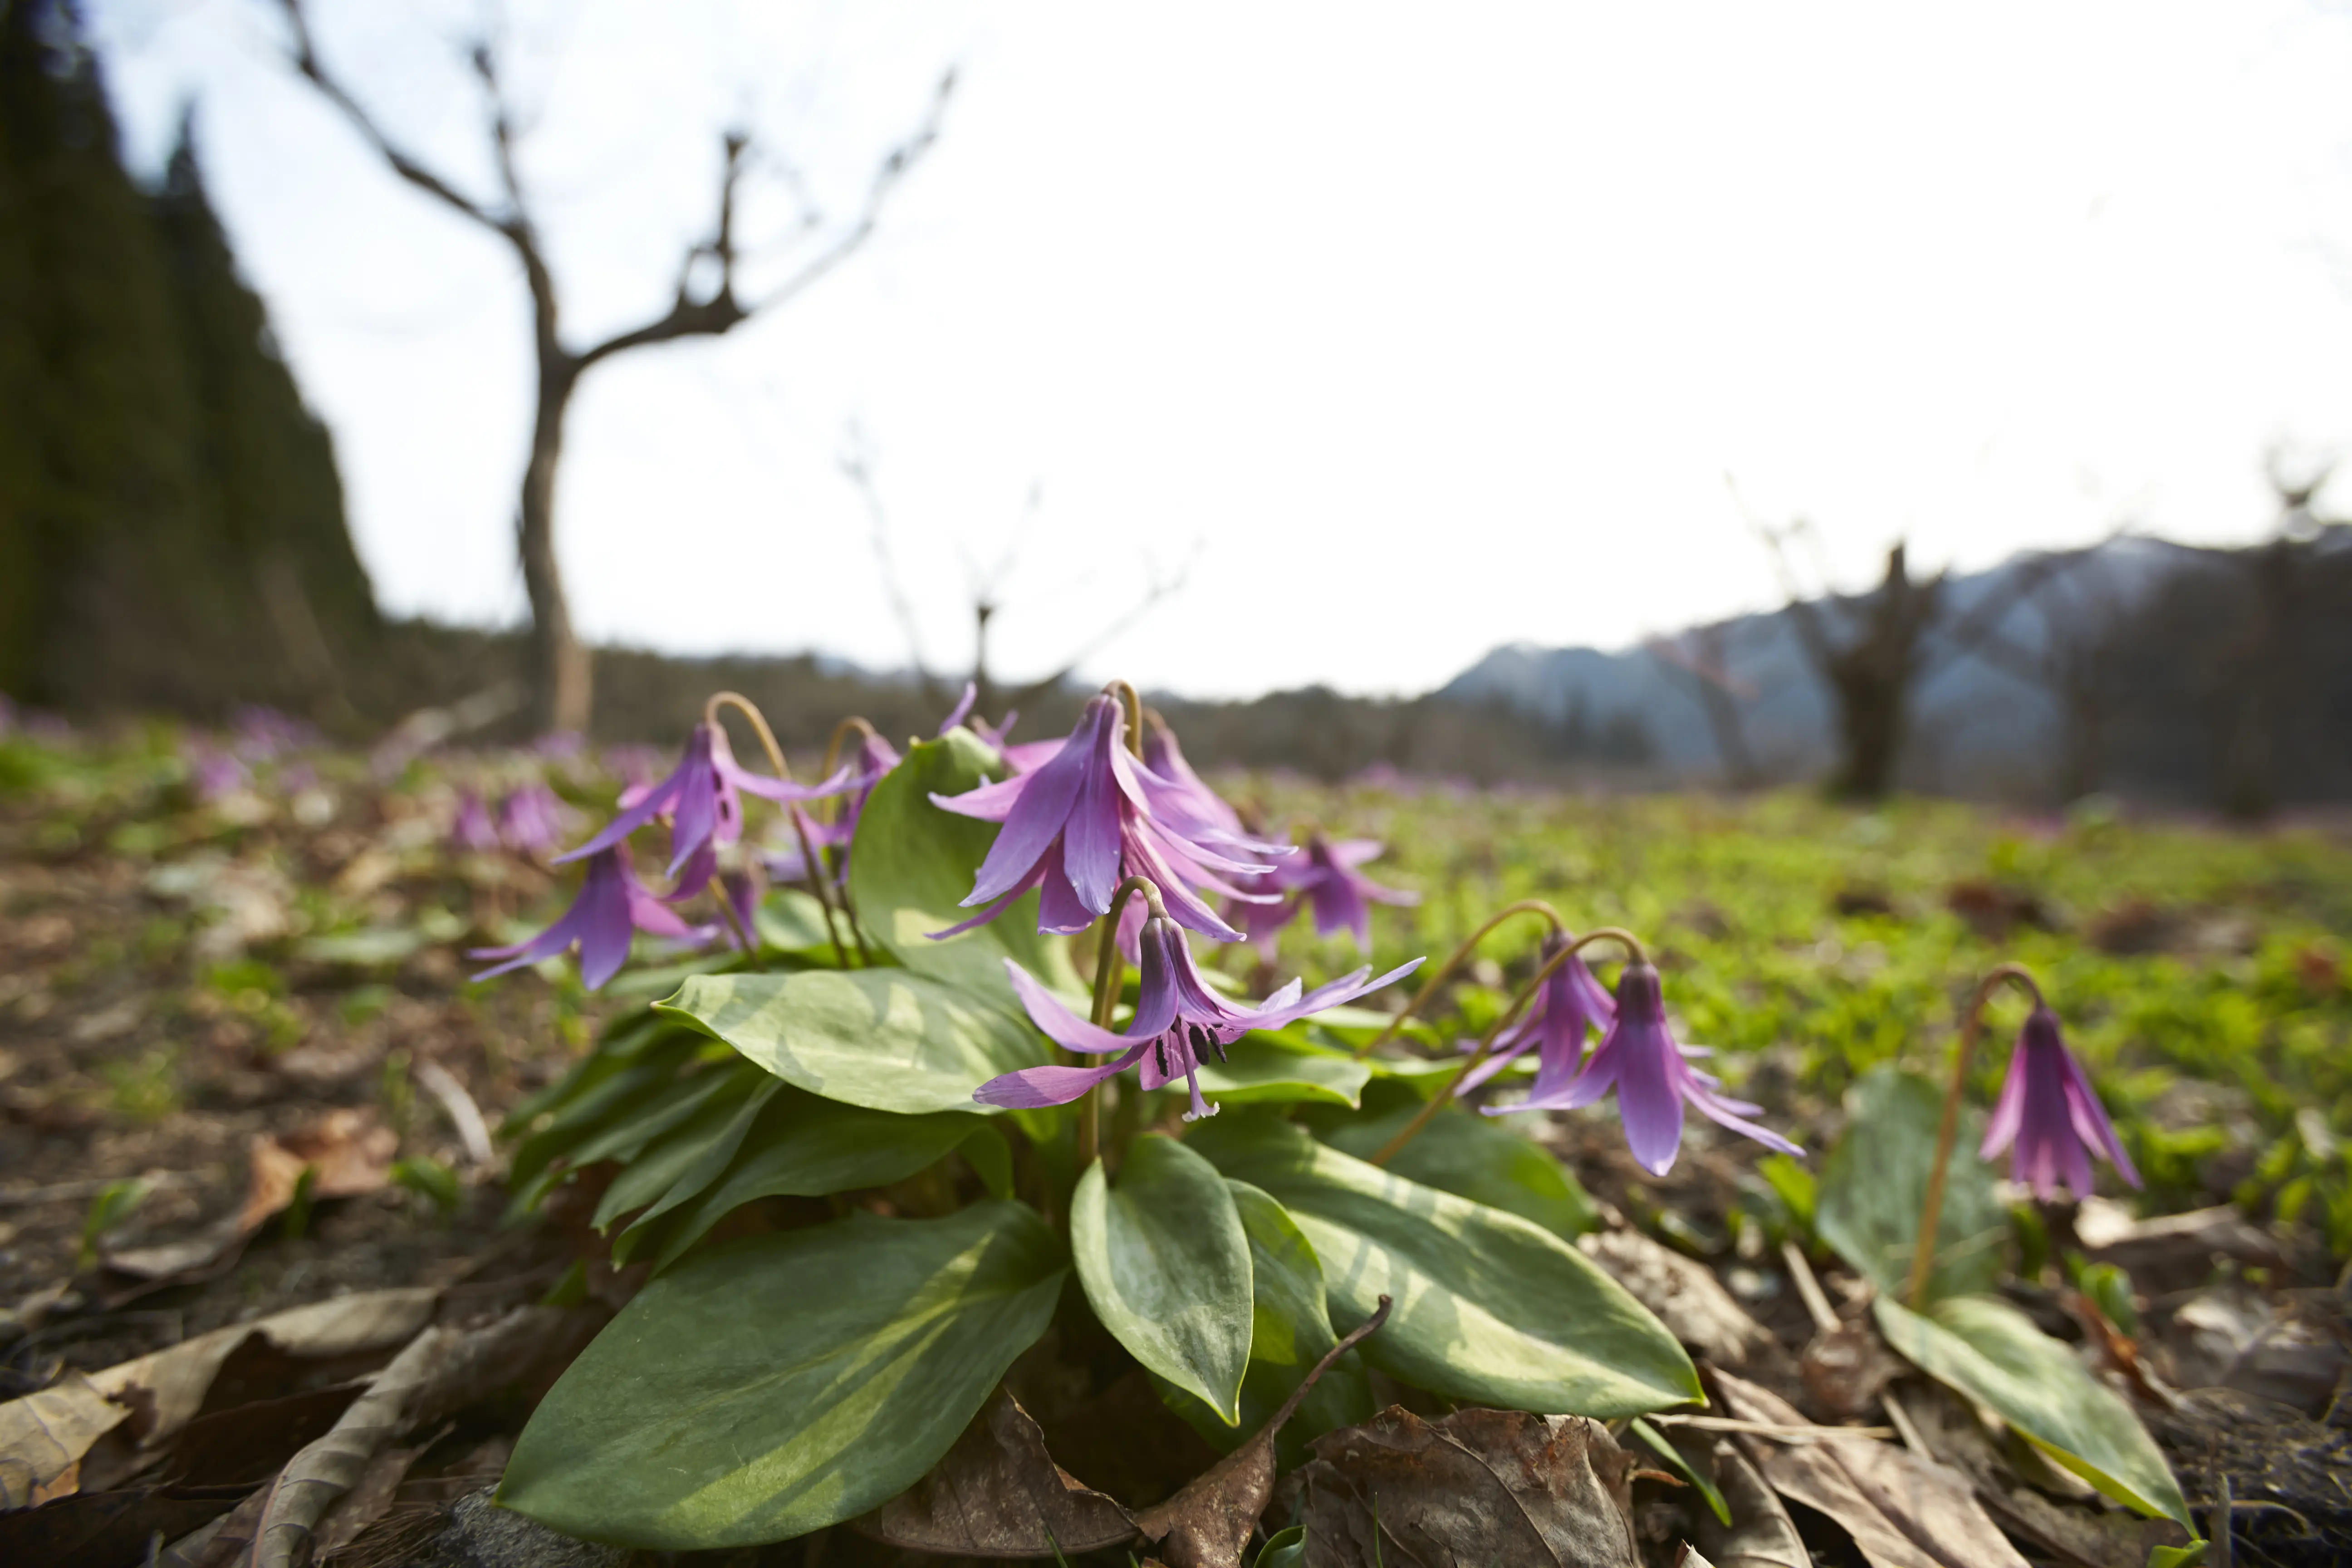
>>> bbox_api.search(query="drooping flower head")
[1490,959,1799,1176]
[557,721,845,880]
[497,784,570,857]
[1141,711,1242,837]
[1455,931,1615,1097]
[450,789,501,854]
[469,846,703,990]
[1980,1005,2141,1201]
[931,694,1289,943]
[975,893,1422,1122]
[1279,833,1418,950]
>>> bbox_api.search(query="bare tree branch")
[574,69,954,373]
[836,430,943,699]
[277,0,514,235]
[1002,548,1198,713]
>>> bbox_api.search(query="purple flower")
[1245,832,1419,951]
[1979,1006,2141,1200]
[469,847,701,989]
[186,743,250,802]
[450,789,502,854]
[1141,714,1242,837]
[1488,960,1800,1176]
[558,722,845,879]
[975,907,1422,1121]
[930,695,1289,942]
[230,704,316,760]
[1455,933,1615,1096]
[498,784,570,857]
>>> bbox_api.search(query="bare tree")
[1742,502,2069,800]
[1754,526,1945,799]
[274,1,952,734]
[838,434,1194,716]
[1956,541,2125,802]
[2213,448,2338,818]
[1646,622,1760,789]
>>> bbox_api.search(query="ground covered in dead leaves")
[0,729,2347,1568]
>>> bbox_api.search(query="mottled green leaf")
[1818,1065,2006,1303]
[649,1089,986,1272]
[1193,1034,1371,1109]
[1317,1102,1598,1239]
[1073,1135,1254,1423]
[1154,1180,1375,1469]
[1185,1115,1697,1416]
[659,966,1046,1116]
[500,1202,1066,1549]
[1875,1292,2190,1529]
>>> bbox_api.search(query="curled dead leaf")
[856,1389,1137,1557]
[1135,1295,1395,1568]
[1297,1405,1641,1568]
[1710,1368,2029,1568]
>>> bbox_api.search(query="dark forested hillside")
[0,0,376,719]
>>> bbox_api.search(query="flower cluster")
[468,717,844,987]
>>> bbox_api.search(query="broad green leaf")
[1875,1293,2190,1529]
[506,1041,730,1214]
[846,730,1083,996]
[1193,1034,1372,1109]
[1073,1135,1254,1423]
[1155,1180,1375,1470]
[1817,1065,2006,1303]
[958,1123,1015,1200]
[500,1202,1067,1549]
[1185,1115,1698,1416]
[660,967,1047,1116]
[754,888,840,956]
[600,1074,786,1258]
[650,1090,986,1272]
[1361,1049,1534,1097]
[1316,1102,1598,1239]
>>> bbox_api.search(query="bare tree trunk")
[519,350,589,735]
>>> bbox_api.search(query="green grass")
[1228,781,2352,1252]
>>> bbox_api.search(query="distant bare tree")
[838,433,1194,716]
[1646,622,1759,789]
[1958,540,2127,802]
[2213,448,2338,818]
[1738,490,2069,800]
[273,0,952,734]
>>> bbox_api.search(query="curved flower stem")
[1368,926,1646,1166]
[1079,877,1168,1169]
[1104,680,1145,759]
[1907,961,2044,1308]
[1351,900,1566,1061]
[705,691,857,969]
[821,715,882,783]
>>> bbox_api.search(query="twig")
[1649,1416,1895,1442]
[414,1061,493,1168]
[1781,1239,1838,1335]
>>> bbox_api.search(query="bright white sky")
[90,0,2352,699]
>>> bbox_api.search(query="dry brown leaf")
[0,1287,437,1514]
[1711,1368,2030,1568]
[104,1111,399,1287]
[1693,1440,1808,1568]
[0,1373,127,1509]
[1135,1295,1395,1568]
[857,1389,1137,1557]
[1801,1322,1905,1421]
[1904,1383,2191,1568]
[1582,1228,1775,1368]
[236,1306,579,1568]
[1296,1405,1640,1568]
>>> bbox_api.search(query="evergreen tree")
[0,0,375,717]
